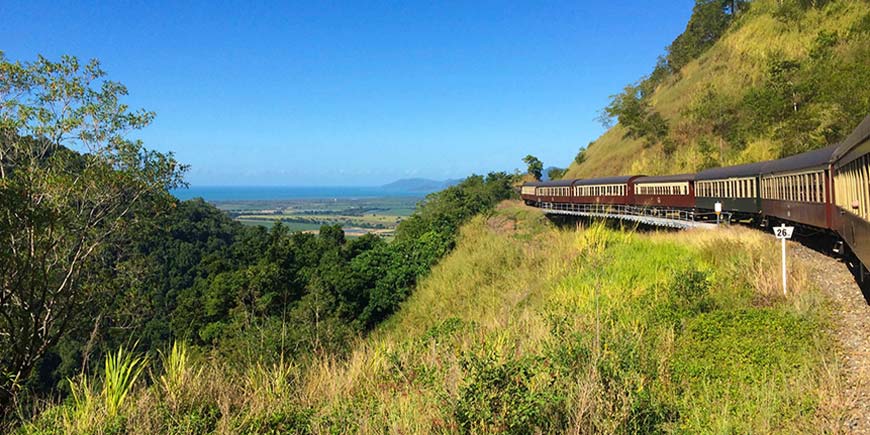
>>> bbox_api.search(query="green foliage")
[15,206,838,433]
[239,407,314,435]
[574,146,587,165]
[674,309,815,383]
[740,23,870,157]
[456,351,564,434]
[102,347,147,417]
[667,0,742,71]
[157,342,201,411]
[601,84,670,148]
[546,167,566,180]
[521,155,543,180]
[0,53,185,416]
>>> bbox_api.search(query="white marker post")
[714,202,722,225]
[773,224,794,295]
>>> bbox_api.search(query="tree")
[575,145,589,165]
[0,54,185,412]
[522,155,543,180]
[601,84,670,148]
[666,0,736,71]
[547,167,566,180]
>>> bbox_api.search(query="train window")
[791,175,797,201]
[804,174,809,201]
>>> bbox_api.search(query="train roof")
[831,114,870,165]
[573,175,637,186]
[760,144,839,174]
[634,173,695,183]
[532,179,575,187]
[696,161,767,180]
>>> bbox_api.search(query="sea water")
[171,185,424,201]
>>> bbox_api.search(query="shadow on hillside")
[545,214,680,234]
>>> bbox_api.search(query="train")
[522,114,870,276]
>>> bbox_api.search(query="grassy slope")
[293,202,841,433]
[564,0,869,179]
[23,201,845,434]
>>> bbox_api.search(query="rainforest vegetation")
[0,52,516,430]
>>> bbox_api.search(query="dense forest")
[566,0,870,178]
[0,52,517,429]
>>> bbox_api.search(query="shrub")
[455,352,564,434]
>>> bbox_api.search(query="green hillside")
[566,0,870,179]
[20,202,843,434]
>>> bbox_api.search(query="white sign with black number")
[774,225,794,239]
[773,224,794,295]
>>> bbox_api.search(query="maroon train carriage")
[531,179,576,205]
[520,181,542,205]
[831,114,870,269]
[759,144,839,230]
[631,173,695,209]
[572,175,642,206]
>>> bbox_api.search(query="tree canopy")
[522,155,543,180]
[0,53,186,413]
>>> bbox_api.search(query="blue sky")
[2,0,693,186]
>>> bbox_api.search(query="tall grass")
[56,346,148,433]
[103,347,147,418]
[18,202,845,434]
[157,341,202,411]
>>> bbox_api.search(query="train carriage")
[760,145,838,230]
[831,114,870,268]
[531,179,576,205]
[572,175,641,206]
[695,162,765,219]
[520,181,541,205]
[632,173,695,209]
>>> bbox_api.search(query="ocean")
[171,185,425,201]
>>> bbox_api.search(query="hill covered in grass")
[565,0,870,179]
[20,202,845,434]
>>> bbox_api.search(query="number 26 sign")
[774,225,794,239]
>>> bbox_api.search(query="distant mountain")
[381,178,461,193]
